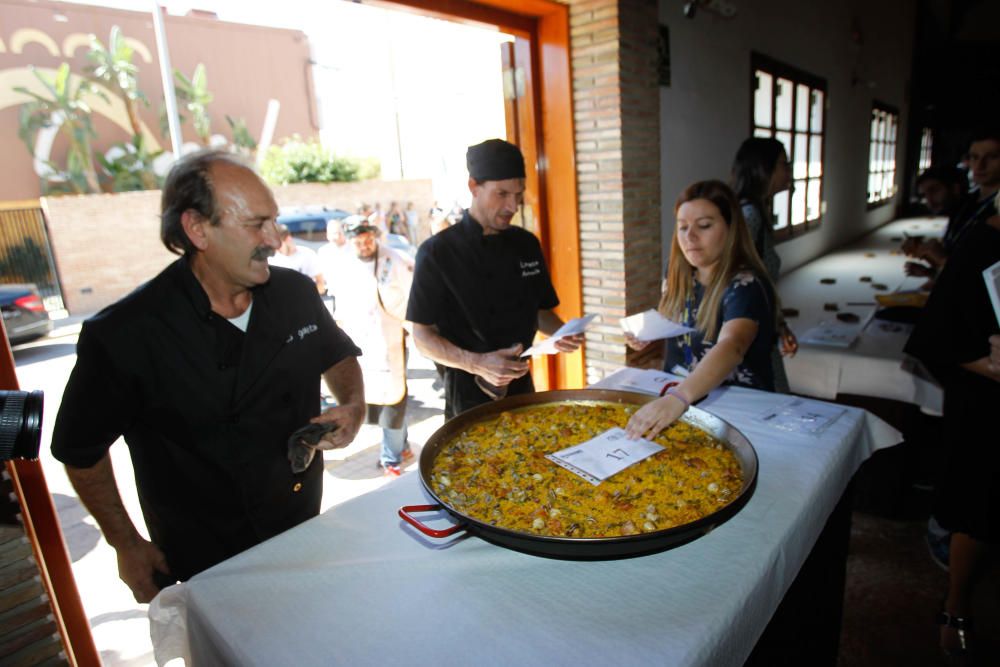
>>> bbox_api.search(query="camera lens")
[0,390,44,462]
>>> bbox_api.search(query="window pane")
[775,131,792,157]
[796,84,810,131]
[869,141,879,173]
[754,71,773,128]
[871,110,879,141]
[809,135,822,176]
[793,133,808,179]
[791,180,806,224]
[753,127,772,138]
[775,78,793,130]
[773,190,789,230]
[810,90,823,132]
[807,179,821,220]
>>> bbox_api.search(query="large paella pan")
[400,389,758,559]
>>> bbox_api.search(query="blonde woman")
[626,180,777,440]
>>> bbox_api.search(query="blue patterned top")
[663,271,776,391]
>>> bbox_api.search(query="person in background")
[904,191,1000,659]
[269,223,325,294]
[386,201,409,242]
[405,201,420,245]
[328,216,415,476]
[625,180,777,440]
[903,166,970,280]
[50,150,364,601]
[317,218,349,302]
[407,139,583,419]
[429,209,452,236]
[906,129,1000,276]
[730,137,797,392]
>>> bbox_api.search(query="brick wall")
[569,0,662,383]
[43,179,434,315]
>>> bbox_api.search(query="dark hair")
[915,166,967,191]
[160,149,247,256]
[969,126,1000,146]
[731,137,786,213]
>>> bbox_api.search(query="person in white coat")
[329,215,415,476]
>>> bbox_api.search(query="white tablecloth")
[149,378,900,667]
[778,217,945,413]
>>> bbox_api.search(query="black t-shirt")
[407,211,559,351]
[406,211,559,416]
[51,258,360,580]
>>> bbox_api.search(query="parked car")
[1,284,52,345]
[277,207,351,236]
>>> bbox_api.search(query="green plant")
[174,64,213,145]
[226,115,257,154]
[15,63,104,194]
[259,136,368,185]
[97,134,164,192]
[86,26,146,137]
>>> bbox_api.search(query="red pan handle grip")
[398,504,466,537]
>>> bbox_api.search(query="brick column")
[567,0,662,382]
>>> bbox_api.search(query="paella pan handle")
[398,504,466,538]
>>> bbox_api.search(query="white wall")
[657,0,916,275]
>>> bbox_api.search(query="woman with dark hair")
[731,137,798,392]
[625,180,777,439]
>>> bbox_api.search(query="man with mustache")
[51,150,365,602]
[406,139,583,418]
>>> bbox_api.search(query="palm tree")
[15,64,104,194]
[174,64,213,146]
[86,26,159,190]
[86,26,146,139]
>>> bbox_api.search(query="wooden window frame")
[867,101,900,209]
[749,52,827,242]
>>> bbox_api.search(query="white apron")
[330,245,413,406]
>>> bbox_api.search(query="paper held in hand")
[521,314,597,357]
[620,309,695,341]
[984,259,1000,327]
[546,427,664,485]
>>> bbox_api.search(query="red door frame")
[384,0,584,389]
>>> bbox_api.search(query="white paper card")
[756,398,846,436]
[799,321,864,348]
[546,427,664,485]
[522,314,597,357]
[618,369,675,395]
[620,309,695,341]
[983,259,1000,327]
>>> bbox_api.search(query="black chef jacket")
[406,211,559,417]
[51,258,360,581]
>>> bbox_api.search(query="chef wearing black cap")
[407,139,583,418]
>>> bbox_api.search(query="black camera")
[0,390,43,462]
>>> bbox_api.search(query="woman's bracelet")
[664,388,690,411]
